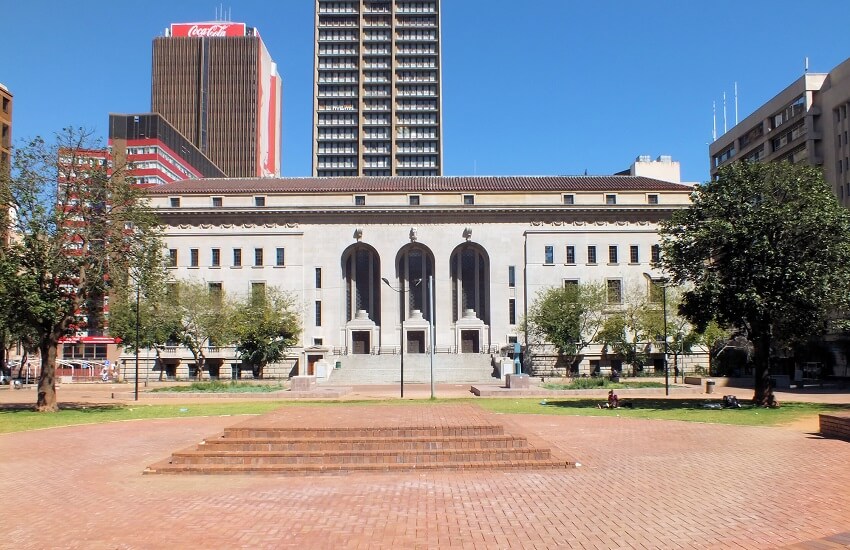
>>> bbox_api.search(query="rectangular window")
[587,245,597,264]
[208,282,222,305]
[651,244,661,264]
[251,282,266,303]
[630,245,639,264]
[276,247,285,266]
[314,338,323,346]
[564,279,579,289]
[190,248,199,267]
[254,248,264,267]
[409,195,420,205]
[605,194,617,205]
[508,266,516,288]
[607,279,622,304]
[212,196,223,207]
[647,194,659,205]
[211,248,221,267]
[315,300,322,326]
[544,245,554,265]
[168,249,177,268]
[354,195,366,206]
[463,194,475,205]
[508,298,516,325]
[649,280,664,304]
[563,194,575,205]
[233,248,242,267]
[254,196,266,207]
[169,197,180,207]
[565,245,576,264]
[608,245,618,264]
[315,267,323,288]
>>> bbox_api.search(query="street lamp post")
[134,280,140,401]
[644,273,670,396]
[382,277,422,399]
[428,274,435,400]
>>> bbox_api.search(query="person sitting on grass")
[598,389,620,409]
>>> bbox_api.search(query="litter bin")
[706,379,715,394]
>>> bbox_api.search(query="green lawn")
[542,379,666,390]
[476,398,850,427]
[1,397,848,434]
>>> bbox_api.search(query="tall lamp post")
[644,273,669,396]
[382,277,422,399]
[134,282,140,401]
[428,275,435,400]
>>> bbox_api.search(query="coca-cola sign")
[170,23,246,38]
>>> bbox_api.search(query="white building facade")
[137,175,695,382]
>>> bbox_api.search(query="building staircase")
[145,405,572,475]
[326,353,498,385]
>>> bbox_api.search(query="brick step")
[224,425,504,439]
[146,458,572,475]
[168,447,552,466]
[200,434,528,452]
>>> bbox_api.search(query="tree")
[659,162,850,406]
[108,238,180,381]
[232,286,301,378]
[595,289,655,375]
[0,128,160,411]
[523,282,607,372]
[171,280,236,380]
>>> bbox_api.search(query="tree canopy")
[0,128,161,411]
[232,287,301,378]
[659,161,850,405]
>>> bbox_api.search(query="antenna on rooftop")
[723,91,727,134]
[805,56,809,73]
[712,101,717,141]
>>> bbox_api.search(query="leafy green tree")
[108,238,180,381]
[595,290,655,375]
[660,162,850,405]
[523,282,607,371]
[232,286,301,378]
[0,128,159,411]
[171,280,236,380]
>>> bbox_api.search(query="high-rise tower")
[152,21,282,178]
[313,0,442,177]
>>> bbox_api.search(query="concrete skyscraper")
[152,21,282,178]
[313,0,443,177]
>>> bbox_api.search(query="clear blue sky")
[3,0,850,183]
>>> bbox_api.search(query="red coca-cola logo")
[170,23,246,38]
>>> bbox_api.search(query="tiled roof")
[146,176,693,194]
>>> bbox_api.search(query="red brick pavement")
[2,404,850,549]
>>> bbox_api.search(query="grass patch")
[542,379,666,390]
[477,398,850,427]
[0,401,286,434]
[150,381,286,393]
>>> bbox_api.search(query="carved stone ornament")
[264,223,276,228]
[200,224,213,229]
[552,220,564,226]
[573,221,587,226]
[616,221,628,226]
[531,221,544,226]
[243,223,256,229]
[353,228,363,240]
[178,224,191,229]
[409,227,418,241]
[285,222,299,228]
[462,227,472,240]
[221,224,233,229]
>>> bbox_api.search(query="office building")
[152,21,282,178]
[0,83,10,173]
[313,0,443,177]
[126,173,697,382]
[710,57,850,206]
[108,113,226,186]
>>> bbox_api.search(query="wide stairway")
[146,404,572,475]
[327,353,498,385]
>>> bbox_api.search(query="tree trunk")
[752,334,774,407]
[36,335,59,412]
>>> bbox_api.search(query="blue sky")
[3,0,850,183]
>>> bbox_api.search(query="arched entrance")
[342,243,381,354]
[394,244,436,353]
[450,242,490,353]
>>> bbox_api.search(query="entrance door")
[307,355,322,375]
[352,331,370,354]
[407,330,425,354]
[461,330,480,353]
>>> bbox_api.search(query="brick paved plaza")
[2,395,850,549]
